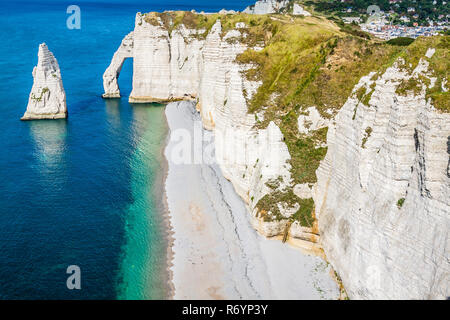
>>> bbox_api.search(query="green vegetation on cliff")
[256,189,315,227]
[236,15,405,190]
[144,11,288,46]
[143,11,448,224]
[397,198,406,209]
[235,15,448,223]
[419,37,449,113]
[392,36,449,112]
[30,87,49,102]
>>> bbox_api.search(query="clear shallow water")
[0,0,252,299]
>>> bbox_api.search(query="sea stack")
[21,43,67,120]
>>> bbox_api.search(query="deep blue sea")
[0,0,252,299]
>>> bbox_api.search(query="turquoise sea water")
[0,0,252,299]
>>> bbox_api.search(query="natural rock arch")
[102,32,134,98]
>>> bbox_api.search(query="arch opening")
[102,32,134,99]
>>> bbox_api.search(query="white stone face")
[314,58,450,300]
[102,32,134,98]
[243,0,290,14]
[104,13,297,234]
[104,14,450,300]
[292,4,312,16]
[297,106,330,134]
[22,43,67,120]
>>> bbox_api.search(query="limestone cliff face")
[103,32,134,98]
[243,0,311,16]
[243,0,290,14]
[103,12,300,242]
[104,12,449,299]
[293,4,311,16]
[22,44,67,120]
[314,56,450,299]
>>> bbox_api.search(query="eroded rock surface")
[314,57,450,299]
[22,44,67,120]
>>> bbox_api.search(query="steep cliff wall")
[243,0,290,14]
[314,46,450,299]
[103,11,449,299]
[103,32,134,98]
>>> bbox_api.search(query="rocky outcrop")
[243,0,289,14]
[314,56,450,299]
[22,44,67,120]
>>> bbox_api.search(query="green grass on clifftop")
[144,11,292,46]
[143,10,449,224]
[236,16,406,186]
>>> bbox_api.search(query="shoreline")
[160,113,176,300]
[162,101,340,299]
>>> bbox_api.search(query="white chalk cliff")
[243,0,290,14]
[22,43,67,120]
[314,56,450,299]
[293,4,311,16]
[103,12,449,299]
[243,0,311,15]
[103,32,134,98]
[103,12,300,244]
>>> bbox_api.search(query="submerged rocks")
[21,43,67,120]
